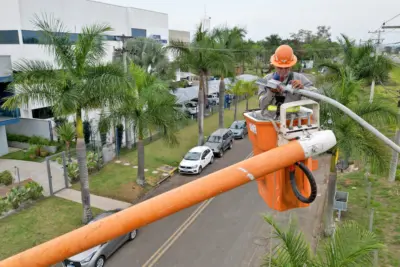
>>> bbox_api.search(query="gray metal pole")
[285,88,400,153]
[61,151,69,188]
[46,157,53,195]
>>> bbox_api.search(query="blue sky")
[99,0,400,45]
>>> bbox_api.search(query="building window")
[0,30,19,44]
[131,28,146,38]
[22,30,45,44]
[32,107,54,119]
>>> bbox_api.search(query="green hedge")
[0,170,13,186]
[7,134,60,146]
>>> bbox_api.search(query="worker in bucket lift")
[258,44,318,116]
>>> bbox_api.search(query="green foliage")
[0,199,8,214]
[0,170,13,186]
[319,66,398,174]
[7,133,59,147]
[6,133,30,143]
[86,151,99,174]
[56,122,76,146]
[24,181,44,200]
[6,187,26,209]
[262,215,384,267]
[67,162,79,183]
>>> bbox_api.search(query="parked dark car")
[229,120,248,139]
[204,128,234,157]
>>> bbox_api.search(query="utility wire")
[384,13,400,25]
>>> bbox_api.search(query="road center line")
[142,151,253,267]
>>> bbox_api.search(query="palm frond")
[316,220,384,267]
[74,23,112,69]
[31,13,75,70]
[262,215,312,267]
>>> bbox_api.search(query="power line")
[383,13,400,25]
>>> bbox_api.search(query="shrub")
[67,162,80,183]
[29,136,50,146]
[0,199,8,215]
[7,133,30,143]
[6,187,26,209]
[24,181,44,200]
[0,170,13,186]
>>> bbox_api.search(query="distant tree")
[384,46,393,54]
[316,25,331,41]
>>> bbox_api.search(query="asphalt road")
[106,136,273,267]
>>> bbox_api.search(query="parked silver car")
[229,120,248,139]
[62,209,137,267]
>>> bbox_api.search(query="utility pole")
[368,29,384,103]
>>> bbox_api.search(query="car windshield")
[230,121,244,129]
[207,135,222,143]
[184,152,201,160]
[185,102,196,108]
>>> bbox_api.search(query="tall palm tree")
[169,24,233,145]
[211,26,245,128]
[319,66,398,235]
[262,215,384,266]
[108,63,186,186]
[2,14,126,223]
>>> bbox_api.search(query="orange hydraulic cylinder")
[0,141,307,267]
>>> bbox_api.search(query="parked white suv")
[207,94,219,105]
[174,101,198,116]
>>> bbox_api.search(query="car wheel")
[95,256,106,267]
[198,166,203,174]
[128,229,138,241]
[229,141,233,149]
[241,133,244,139]
[219,150,223,157]
[210,156,214,164]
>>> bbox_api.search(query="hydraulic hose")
[285,87,400,153]
[289,162,317,204]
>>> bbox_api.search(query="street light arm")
[0,131,336,267]
[286,87,400,153]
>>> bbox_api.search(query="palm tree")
[226,79,247,121]
[319,34,393,100]
[169,24,233,145]
[241,81,258,111]
[113,37,174,80]
[211,26,245,128]
[318,66,398,235]
[262,215,384,266]
[108,63,186,186]
[2,14,127,223]
[56,122,76,162]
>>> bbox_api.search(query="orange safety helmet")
[270,45,297,68]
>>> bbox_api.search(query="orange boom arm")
[0,131,336,267]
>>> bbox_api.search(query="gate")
[45,151,70,195]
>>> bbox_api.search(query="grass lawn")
[0,150,45,162]
[0,197,103,260]
[337,171,400,267]
[73,97,258,202]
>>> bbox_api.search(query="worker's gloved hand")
[291,80,304,89]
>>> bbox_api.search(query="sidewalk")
[55,188,131,210]
[0,159,65,196]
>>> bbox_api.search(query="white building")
[0,0,189,154]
